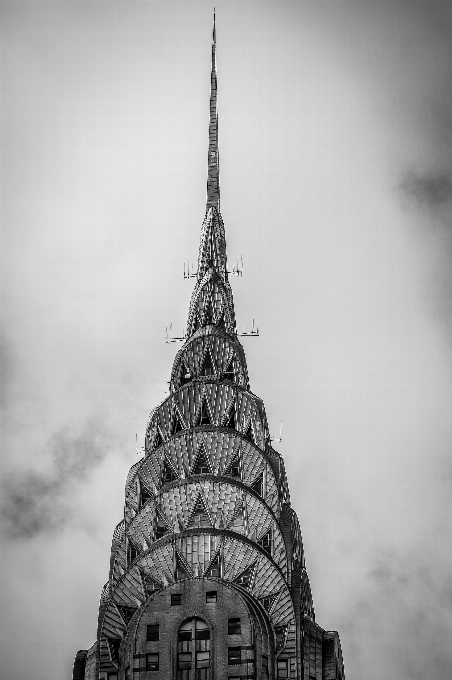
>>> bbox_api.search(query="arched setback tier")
[170,325,250,392]
[145,382,269,452]
[103,531,295,632]
[126,430,280,514]
[126,481,286,565]
[107,518,311,620]
[114,487,287,580]
[118,579,279,680]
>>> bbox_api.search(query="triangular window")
[155,512,168,540]
[192,446,211,475]
[244,420,254,443]
[140,484,153,508]
[141,572,161,597]
[197,398,212,426]
[231,505,245,531]
[179,361,191,386]
[153,427,163,449]
[117,606,137,626]
[107,638,121,661]
[205,552,221,578]
[201,350,215,377]
[188,499,211,528]
[275,625,287,649]
[171,409,185,435]
[251,474,263,497]
[127,539,139,565]
[223,403,236,429]
[175,552,191,580]
[224,453,240,478]
[203,301,213,325]
[258,530,272,556]
[234,563,255,589]
[260,594,277,612]
[223,358,235,382]
[162,459,177,485]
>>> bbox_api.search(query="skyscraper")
[73,15,345,680]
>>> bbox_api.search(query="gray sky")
[1,2,452,679]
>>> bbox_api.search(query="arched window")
[177,617,211,679]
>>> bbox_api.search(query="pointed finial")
[184,12,237,339]
[206,9,220,212]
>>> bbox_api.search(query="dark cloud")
[1,421,110,540]
[400,170,452,208]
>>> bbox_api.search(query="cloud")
[339,546,452,680]
[397,165,452,333]
[1,421,111,540]
[400,170,452,208]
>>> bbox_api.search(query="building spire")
[206,9,220,212]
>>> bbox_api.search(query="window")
[195,623,211,640]
[147,624,159,641]
[140,485,152,507]
[162,460,177,484]
[228,647,241,665]
[261,596,274,612]
[258,530,272,556]
[179,362,191,386]
[192,447,211,474]
[206,591,217,603]
[234,563,255,588]
[196,651,210,668]
[228,618,241,635]
[108,675,118,680]
[251,474,263,497]
[155,524,167,539]
[142,575,161,597]
[177,618,210,678]
[171,410,185,435]
[197,399,212,426]
[178,653,192,670]
[146,654,159,671]
[188,506,211,528]
[201,351,215,376]
[175,554,190,580]
[178,627,192,642]
[153,427,162,449]
[118,606,136,625]
[262,655,269,676]
[277,659,288,678]
[206,553,221,578]
[244,420,254,443]
[224,405,236,428]
[171,593,182,606]
[275,625,286,649]
[225,456,240,477]
[223,358,235,382]
[108,638,121,661]
[127,541,139,564]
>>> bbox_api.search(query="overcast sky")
[1,2,452,679]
